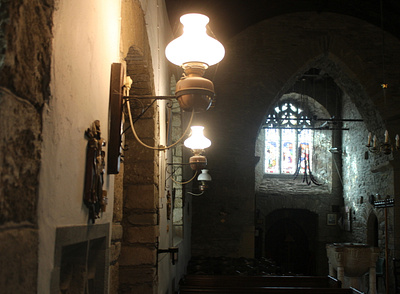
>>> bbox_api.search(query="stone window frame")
[257,93,334,191]
[263,100,315,176]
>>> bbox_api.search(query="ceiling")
[165,0,400,42]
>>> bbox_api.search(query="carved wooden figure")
[84,120,107,223]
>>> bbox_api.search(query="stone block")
[0,226,38,293]
[124,225,159,244]
[130,117,155,139]
[112,223,123,240]
[0,0,53,104]
[174,198,183,208]
[124,184,158,210]
[0,89,42,223]
[171,115,182,127]
[119,266,156,284]
[129,103,155,120]
[109,262,119,294]
[110,242,121,262]
[127,213,158,225]
[119,245,157,266]
[119,282,156,294]
[124,140,155,162]
[173,209,183,224]
[123,160,156,184]
[113,165,124,222]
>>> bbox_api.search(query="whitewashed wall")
[38,0,121,292]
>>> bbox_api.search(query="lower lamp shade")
[197,169,212,181]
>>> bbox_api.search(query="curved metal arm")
[126,99,194,151]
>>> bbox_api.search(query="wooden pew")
[181,275,341,288]
[179,275,364,294]
[179,287,362,293]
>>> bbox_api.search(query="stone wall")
[0,0,54,292]
[341,93,394,258]
[171,92,185,238]
[119,46,159,293]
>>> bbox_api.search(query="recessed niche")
[51,223,110,294]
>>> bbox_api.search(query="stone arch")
[117,45,158,292]
[114,2,159,292]
[211,12,396,148]
[264,209,318,275]
[192,10,400,259]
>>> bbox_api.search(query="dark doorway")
[367,213,379,247]
[265,209,317,275]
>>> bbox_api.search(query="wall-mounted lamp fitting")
[184,126,211,170]
[107,13,224,174]
[197,169,212,191]
[166,126,212,190]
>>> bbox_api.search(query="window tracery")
[264,101,314,175]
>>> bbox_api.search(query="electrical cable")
[187,191,205,197]
[171,170,198,185]
[126,99,194,150]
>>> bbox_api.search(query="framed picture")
[327,213,337,226]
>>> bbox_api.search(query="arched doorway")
[367,212,379,247]
[265,209,318,275]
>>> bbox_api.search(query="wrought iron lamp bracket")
[122,95,176,125]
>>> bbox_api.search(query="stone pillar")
[369,266,377,294]
[119,43,159,293]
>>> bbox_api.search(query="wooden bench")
[179,287,362,293]
[179,275,364,294]
[181,275,341,288]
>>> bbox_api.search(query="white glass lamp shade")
[198,169,212,181]
[184,126,211,150]
[165,13,225,67]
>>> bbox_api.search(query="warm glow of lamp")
[165,13,225,68]
[165,13,224,112]
[184,126,211,151]
[184,126,211,171]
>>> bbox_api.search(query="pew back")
[179,275,364,294]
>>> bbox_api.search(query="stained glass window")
[265,129,280,173]
[264,101,313,174]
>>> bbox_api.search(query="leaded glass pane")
[265,129,280,173]
[281,129,296,174]
[298,129,313,173]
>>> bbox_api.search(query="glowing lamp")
[184,126,211,150]
[165,13,225,112]
[184,126,211,170]
[165,13,225,68]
